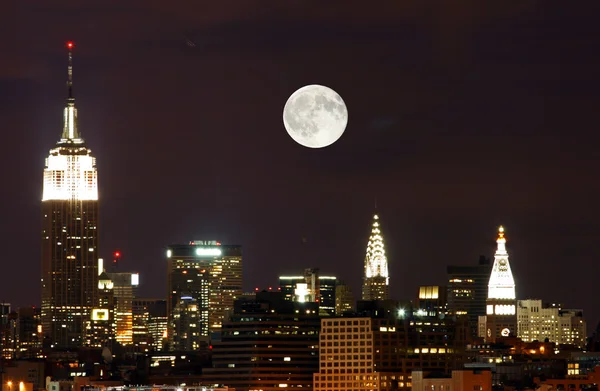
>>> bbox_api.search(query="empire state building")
[41,42,99,348]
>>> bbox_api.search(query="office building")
[105,272,139,346]
[133,298,168,351]
[1,303,15,359]
[313,312,468,391]
[279,268,338,315]
[335,281,355,315]
[16,307,42,359]
[362,214,390,301]
[446,255,492,338]
[166,240,242,348]
[87,271,116,348]
[517,299,587,349]
[41,42,99,348]
[201,291,320,391]
[416,286,447,317]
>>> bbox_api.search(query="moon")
[283,85,348,148]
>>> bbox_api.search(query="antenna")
[66,41,74,99]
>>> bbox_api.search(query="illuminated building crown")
[488,226,516,300]
[364,214,389,283]
[42,42,98,202]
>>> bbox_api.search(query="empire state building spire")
[488,226,516,300]
[41,42,100,349]
[362,213,390,300]
[60,41,82,143]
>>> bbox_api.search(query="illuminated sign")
[92,308,109,321]
[191,240,221,246]
[196,248,221,256]
[166,249,172,258]
[131,273,139,286]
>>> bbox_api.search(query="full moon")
[283,84,348,148]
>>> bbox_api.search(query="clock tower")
[483,226,517,342]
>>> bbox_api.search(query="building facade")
[415,286,448,317]
[16,307,42,358]
[201,292,320,391]
[313,313,468,391]
[446,256,492,338]
[41,43,100,348]
[87,271,116,348]
[517,299,587,348]
[133,298,168,351]
[106,272,139,346]
[279,269,338,315]
[362,214,390,301]
[335,282,355,315]
[166,241,242,348]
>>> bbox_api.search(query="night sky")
[1,2,600,331]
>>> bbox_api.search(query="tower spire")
[67,41,74,99]
[60,41,81,142]
[362,213,390,300]
[487,225,515,300]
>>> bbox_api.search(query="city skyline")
[1,1,599,333]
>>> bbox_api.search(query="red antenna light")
[114,252,121,257]
[67,41,74,49]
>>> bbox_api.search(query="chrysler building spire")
[488,226,516,300]
[60,41,81,143]
[362,213,390,300]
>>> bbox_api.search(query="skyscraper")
[166,240,242,349]
[41,42,99,348]
[479,226,517,342]
[278,269,338,316]
[362,214,390,300]
[105,272,139,346]
[335,281,355,315]
[446,255,492,338]
[16,307,42,358]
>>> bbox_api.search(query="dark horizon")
[1,2,599,333]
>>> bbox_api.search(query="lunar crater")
[282,84,348,148]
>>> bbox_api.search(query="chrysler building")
[362,214,390,300]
